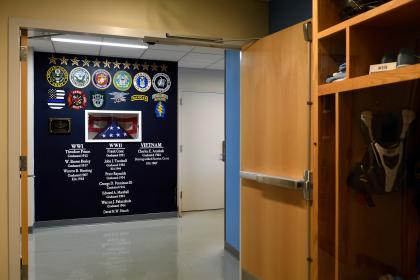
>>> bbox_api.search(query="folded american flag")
[94,121,132,139]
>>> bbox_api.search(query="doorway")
[179,90,225,211]
[17,26,233,280]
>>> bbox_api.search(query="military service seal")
[46,66,68,87]
[133,72,151,92]
[92,69,112,90]
[70,67,91,88]
[152,73,171,93]
[113,71,132,91]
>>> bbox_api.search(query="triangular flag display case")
[313,0,420,279]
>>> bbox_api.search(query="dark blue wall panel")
[225,50,241,252]
[34,52,178,222]
[269,0,312,33]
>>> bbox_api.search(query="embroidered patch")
[92,69,112,90]
[133,72,151,92]
[67,90,87,110]
[46,66,68,87]
[152,73,171,93]
[69,67,91,88]
[113,71,132,91]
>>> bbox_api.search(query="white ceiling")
[29,34,225,71]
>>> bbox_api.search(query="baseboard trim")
[33,212,178,229]
[242,268,260,280]
[181,208,224,213]
[224,241,239,259]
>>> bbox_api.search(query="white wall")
[27,64,224,227]
[178,68,224,93]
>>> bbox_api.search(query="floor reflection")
[29,210,239,280]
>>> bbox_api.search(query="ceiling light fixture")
[51,37,148,49]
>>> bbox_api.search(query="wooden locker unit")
[313,0,420,279]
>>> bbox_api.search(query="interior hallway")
[28,210,239,280]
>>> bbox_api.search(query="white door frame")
[7,17,165,280]
[177,89,225,214]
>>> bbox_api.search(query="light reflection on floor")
[28,210,239,280]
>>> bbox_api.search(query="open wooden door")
[240,21,311,279]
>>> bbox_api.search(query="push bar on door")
[240,170,312,200]
[240,171,304,190]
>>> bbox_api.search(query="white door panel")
[180,92,225,211]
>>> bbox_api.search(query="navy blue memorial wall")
[34,51,178,221]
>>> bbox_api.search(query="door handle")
[220,140,226,162]
[240,170,312,201]
[240,171,304,190]
[27,174,36,178]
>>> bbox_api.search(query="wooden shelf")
[318,64,420,95]
[318,0,416,39]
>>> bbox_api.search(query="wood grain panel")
[317,0,342,32]
[318,31,346,85]
[318,64,420,96]
[317,0,417,39]
[348,27,420,79]
[312,3,320,278]
[20,29,29,267]
[318,94,336,280]
[241,21,309,280]
[335,93,353,279]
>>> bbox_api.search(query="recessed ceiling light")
[51,37,148,49]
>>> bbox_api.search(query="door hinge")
[180,191,183,200]
[303,21,312,43]
[180,98,183,106]
[19,156,27,172]
[20,46,28,62]
[180,145,183,153]
[303,169,313,201]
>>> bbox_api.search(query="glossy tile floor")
[28,210,239,280]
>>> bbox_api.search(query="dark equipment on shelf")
[338,0,391,20]
[380,48,419,66]
[397,48,419,67]
[347,110,415,207]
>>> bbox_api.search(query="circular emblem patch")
[152,73,171,93]
[113,71,132,91]
[67,90,87,110]
[92,69,112,90]
[133,72,151,92]
[46,66,68,87]
[70,67,91,88]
